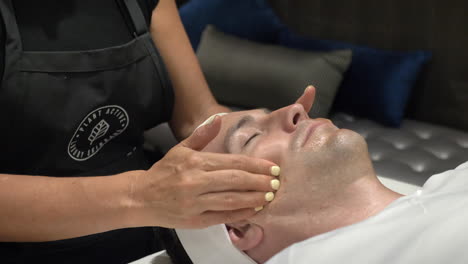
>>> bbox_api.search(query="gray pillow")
[197,25,352,117]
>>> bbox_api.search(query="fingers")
[295,85,316,114]
[179,115,222,151]
[199,191,268,211]
[200,170,275,193]
[182,191,273,228]
[195,152,278,176]
[198,208,259,227]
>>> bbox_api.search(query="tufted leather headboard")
[268,0,468,132]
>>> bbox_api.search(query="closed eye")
[244,133,260,147]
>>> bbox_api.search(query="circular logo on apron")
[68,105,130,161]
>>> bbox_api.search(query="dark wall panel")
[176,0,468,130]
[269,0,468,130]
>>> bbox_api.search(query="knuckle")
[260,175,272,186]
[228,171,243,185]
[223,211,235,223]
[257,160,268,173]
[174,163,185,175]
[231,156,244,168]
[254,162,262,173]
[256,194,266,205]
[180,174,196,188]
[186,153,203,168]
[247,193,262,207]
[223,194,236,207]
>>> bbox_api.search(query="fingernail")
[254,206,264,212]
[195,115,216,131]
[270,166,281,177]
[271,179,280,190]
[195,113,228,131]
[265,192,275,202]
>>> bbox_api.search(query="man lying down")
[139,86,468,264]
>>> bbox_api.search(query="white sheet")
[377,175,421,195]
[266,161,468,264]
[176,225,256,264]
[131,162,468,264]
[129,250,172,264]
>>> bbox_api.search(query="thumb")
[179,115,222,151]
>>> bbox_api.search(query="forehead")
[202,109,266,153]
[222,109,265,125]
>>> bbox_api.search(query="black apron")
[0,0,173,263]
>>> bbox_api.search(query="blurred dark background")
[175,0,468,131]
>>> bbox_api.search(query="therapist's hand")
[128,116,278,229]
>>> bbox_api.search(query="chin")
[335,128,367,148]
[291,128,368,166]
[329,129,372,166]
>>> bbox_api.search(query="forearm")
[0,171,142,242]
[150,0,230,139]
[178,104,232,139]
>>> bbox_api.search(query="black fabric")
[10,0,158,51]
[0,11,3,82]
[0,0,174,171]
[123,0,151,36]
[0,0,159,77]
[0,0,175,263]
[154,228,193,264]
[2,228,163,264]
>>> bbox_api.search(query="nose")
[274,103,308,132]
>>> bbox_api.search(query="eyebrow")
[223,108,270,153]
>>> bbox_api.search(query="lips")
[299,120,328,147]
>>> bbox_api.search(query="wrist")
[120,169,149,228]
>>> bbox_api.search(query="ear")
[227,222,264,251]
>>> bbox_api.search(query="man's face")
[203,104,367,193]
[201,103,370,263]
[203,103,371,222]
[203,104,337,163]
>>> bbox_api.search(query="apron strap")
[118,0,172,99]
[0,0,24,73]
[120,0,149,37]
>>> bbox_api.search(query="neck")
[252,175,402,263]
[280,175,402,244]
